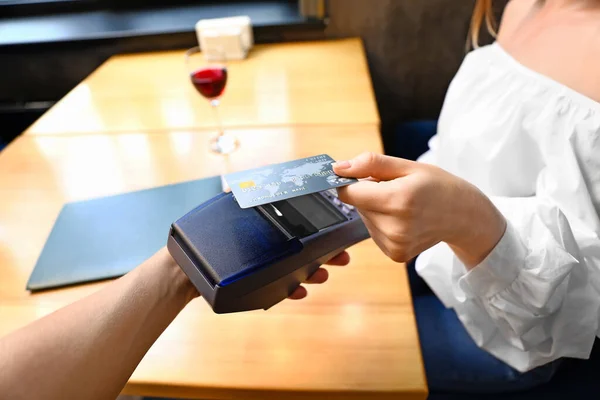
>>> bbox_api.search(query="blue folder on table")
[27,176,223,291]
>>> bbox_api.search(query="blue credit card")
[225,154,357,208]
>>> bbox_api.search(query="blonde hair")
[467,0,498,51]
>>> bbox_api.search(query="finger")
[332,152,415,181]
[288,285,307,300]
[304,267,329,284]
[359,177,381,183]
[324,251,350,266]
[361,211,412,263]
[359,211,393,258]
[336,180,393,211]
[359,211,384,239]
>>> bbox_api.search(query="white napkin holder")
[195,16,253,61]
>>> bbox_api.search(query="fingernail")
[333,160,351,169]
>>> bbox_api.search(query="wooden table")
[0,126,427,399]
[24,39,379,136]
[1,39,427,399]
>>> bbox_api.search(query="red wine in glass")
[185,46,237,154]
[190,67,228,99]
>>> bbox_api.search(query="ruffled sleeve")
[418,160,600,372]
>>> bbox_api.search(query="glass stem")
[210,99,224,137]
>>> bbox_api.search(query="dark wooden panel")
[326,0,507,152]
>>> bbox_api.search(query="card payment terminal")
[167,189,369,313]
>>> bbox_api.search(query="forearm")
[0,247,197,400]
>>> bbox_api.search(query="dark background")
[0,0,507,152]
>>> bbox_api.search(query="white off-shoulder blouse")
[417,42,600,372]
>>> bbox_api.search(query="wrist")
[145,247,200,303]
[444,181,507,269]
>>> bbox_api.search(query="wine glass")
[185,46,238,154]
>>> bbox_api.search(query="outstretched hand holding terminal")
[0,247,348,399]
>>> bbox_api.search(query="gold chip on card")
[238,180,256,189]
